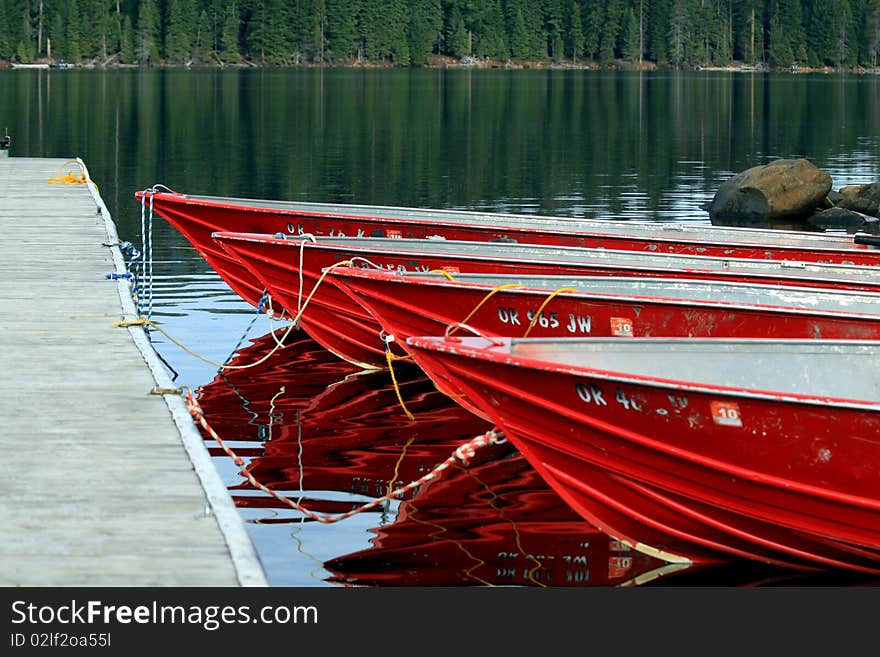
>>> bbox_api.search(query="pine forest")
[2,0,879,70]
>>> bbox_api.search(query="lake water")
[4,67,880,586]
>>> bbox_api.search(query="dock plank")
[0,157,267,587]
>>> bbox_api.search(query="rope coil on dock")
[47,160,96,190]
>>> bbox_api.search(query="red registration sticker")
[711,401,743,427]
[610,317,634,337]
[608,556,632,579]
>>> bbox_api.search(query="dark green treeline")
[2,1,880,69]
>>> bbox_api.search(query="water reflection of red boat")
[324,452,675,587]
[193,332,690,586]
[138,191,880,314]
[211,233,880,370]
[194,330,358,449]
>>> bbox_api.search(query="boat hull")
[142,191,880,268]
[405,336,880,573]
[213,233,880,369]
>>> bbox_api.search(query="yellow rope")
[428,269,457,281]
[113,259,356,371]
[385,346,415,421]
[449,283,525,335]
[48,160,98,191]
[522,287,577,337]
[386,434,418,498]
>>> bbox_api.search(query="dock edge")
[79,158,269,587]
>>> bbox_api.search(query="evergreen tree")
[195,9,212,62]
[408,0,442,64]
[620,5,639,61]
[768,0,805,65]
[46,7,64,61]
[0,0,10,60]
[598,0,623,63]
[120,13,134,63]
[220,1,240,63]
[838,0,856,65]
[136,0,161,64]
[667,0,688,67]
[865,0,880,66]
[505,0,530,60]
[246,0,288,64]
[165,0,196,63]
[66,0,82,62]
[18,1,35,62]
[808,0,837,66]
[564,0,584,63]
[475,0,507,59]
[768,5,794,66]
[582,0,602,59]
[523,1,546,57]
[648,0,669,63]
[446,5,469,57]
[326,0,358,62]
[544,0,563,60]
[312,0,327,63]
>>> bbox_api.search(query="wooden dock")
[0,157,267,586]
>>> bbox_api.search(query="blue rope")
[138,190,147,317]
[146,192,155,321]
[136,189,156,323]
[118,241,140,288]
[221,292,270,367]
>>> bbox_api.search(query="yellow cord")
[449,283,525,335]
[113,259,355,371]
[386,434,418,498]
[523,287,577,337]
[385,346,415,421]
[48,160,98,191]
[428,269,457,281]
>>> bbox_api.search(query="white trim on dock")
[80,159,269,587]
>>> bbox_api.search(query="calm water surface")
[4,68,880,586]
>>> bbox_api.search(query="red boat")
[138,190,880,314]
[212,232,880,369]
[405,335,880,573]
[139,189,880,263]
[332,267,880,344]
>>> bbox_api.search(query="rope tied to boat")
[221,291,271,366]
[382,332,415,421]
[450,283,525,335]
[135,188,156,324]
[523,287,577,337]
[185,390,505,523]
[112,259,359,372]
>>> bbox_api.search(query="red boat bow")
[405,335,880,573]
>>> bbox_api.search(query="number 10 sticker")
[710,401,743,427]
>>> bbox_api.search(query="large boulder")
[706,158,832,224]
[835,183,880,217]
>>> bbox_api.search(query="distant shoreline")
[2,56,878,75]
